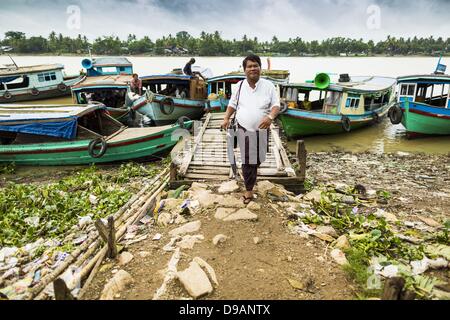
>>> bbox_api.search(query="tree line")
[1,31,449,56]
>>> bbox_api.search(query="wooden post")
[107,216,117,258]
[382,277,416,300]
[296,140,307,180]
[170,161,177,182]
[53,278,75,300]
[95,216,117,259]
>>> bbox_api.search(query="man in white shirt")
[221,54,281,204]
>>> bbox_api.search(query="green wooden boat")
[389,74,450,138]
[278,75,397,138]
[0,104,192,165]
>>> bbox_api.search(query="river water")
[2,55,449,155]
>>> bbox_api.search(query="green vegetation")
[1,31,449,56]
[0,162,160,248]
[294,186,447,299]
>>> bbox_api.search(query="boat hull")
[0,124,189,166]
[133,95,205,125]
[206,98,229,113]
[279,102,392,138]
[400,102,450,136]
[0,76,83,103]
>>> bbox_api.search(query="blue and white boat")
[71,57,135,124]
[0,63,83,103]
[129,74,207,125]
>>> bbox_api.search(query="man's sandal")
[242,196,252,205]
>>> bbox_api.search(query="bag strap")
[236,80,244,111]
[231,81,244,127]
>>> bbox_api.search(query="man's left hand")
[258,116,272,129]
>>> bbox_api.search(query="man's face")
[244,60,261,82]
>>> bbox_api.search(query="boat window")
[101,67,118,74]
[425,84,449,107]
[38,72,57,82]
[2,75,30,89]
[400,84,416,96]
[77,89,127,109]
[346,96,360,108]
[323,91,342,114]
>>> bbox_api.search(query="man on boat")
[183,58,205,80]
[130,73,142,95]
[221,54,281,204]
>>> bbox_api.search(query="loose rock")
[330,249,349,266]
[100,270,133,300]
[212,234,228,246]
[218,180,239,194]
[334,235,351,250]
[193,257,219,286]
[215,208,236,220]
[223,209,258,221]
[169,221,201,237]
[118,252,134,266]
[177,261,213,299]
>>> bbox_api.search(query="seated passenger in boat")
[183,58,205,80]
[302,96,312,110]
[130,73,142,95]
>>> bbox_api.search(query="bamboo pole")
[27,168,169,300]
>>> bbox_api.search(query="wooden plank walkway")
[170,112,306,192]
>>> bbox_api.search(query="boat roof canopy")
[0,104,103,139]
[92,57,132,67]
[72,74,132,90]
[0,64,64,76]
[207,74,287,85]
[140,74,192,81]
[281,76,396,93]
[397,74,450,84]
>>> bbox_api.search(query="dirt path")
[83,182,354,300]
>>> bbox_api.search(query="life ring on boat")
[372,111,380,124]
[3,91,12,100]
[341,115,351,132]
[177,116,191,129]
[388,105,403,125]
[58,83,67,92]
[88,137,108,158]
[31,87,40,96]
[160,97,175,115]
[279,100,288,113]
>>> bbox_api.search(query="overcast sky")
[1,0,449,41]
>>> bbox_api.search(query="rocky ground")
[82,151,450,301]
[1,152,449,300]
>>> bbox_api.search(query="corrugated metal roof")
[92,57,132,67]
[283,76,396,93]
[397,74,450,83]
[0,64,64,76]
[72,74,132,89]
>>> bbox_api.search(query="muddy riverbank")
[0,151,449,300]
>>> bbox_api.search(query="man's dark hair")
[243,54,262,70]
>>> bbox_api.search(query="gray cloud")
[0,0,449,41]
